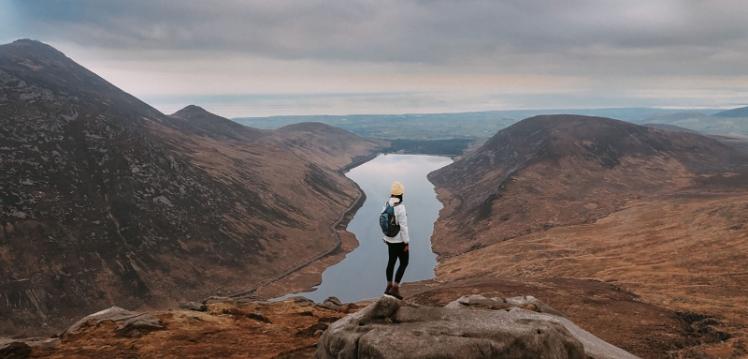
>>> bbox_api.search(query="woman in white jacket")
[383,181,409,299]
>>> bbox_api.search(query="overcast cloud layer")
[3,0,748,116]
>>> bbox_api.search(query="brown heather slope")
[0,39,382,335]
[271,122,388,171]
[429,114,748,357]
[429,114,743,256]
[25,297,360,359]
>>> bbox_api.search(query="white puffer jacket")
[382,197,410,244]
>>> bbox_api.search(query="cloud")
[4,0,748,115]
[9,1,748,68]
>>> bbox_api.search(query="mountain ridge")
[0,39,382,335]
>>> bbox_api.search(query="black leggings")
[386,242,409,283]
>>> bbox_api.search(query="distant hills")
[643,109,748,138]
[235,105,748,143]
[0,39,382,335]
[714,105,748,118]
[236,112,517,140]
[234,107,728,141]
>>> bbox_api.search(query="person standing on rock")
[379,180,409,299]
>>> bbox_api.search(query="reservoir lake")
[280,153,452,303]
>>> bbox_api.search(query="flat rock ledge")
[317,294,639,359]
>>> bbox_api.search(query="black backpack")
[379,202,400,237]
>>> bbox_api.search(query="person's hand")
[404,244,409,252]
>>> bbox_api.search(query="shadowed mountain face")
[0,40,382,335]
[429,114,745,256]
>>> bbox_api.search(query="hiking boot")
[385,283,393,296]
[390,285,403,300]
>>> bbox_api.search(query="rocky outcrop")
[0,294,647,358]
[317,295,638,359]
[63,306,164,339]
[17,297,355,358]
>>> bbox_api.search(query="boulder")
[179,301,207,312]
[446,294,565,317]
[317,295,639,359]
[63,306,164,338]
[324,296,343,307]
[443,294,512,310]
[505,295,566,317]
[447,295,638,359]
[63,306,139,337]
[318,296,344,311]
[114,314,165,337]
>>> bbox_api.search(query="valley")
[2,40,748,359]
[270,154,452,303]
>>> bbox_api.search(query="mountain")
[714,105,748,118]
[429,114,748,356]
[0,39,382,335]
[170,104,266,141]
[429,114,743,255]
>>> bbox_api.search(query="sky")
[2,0,748,117]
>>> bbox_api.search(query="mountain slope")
[0,39,382,335]
[429,114,743,255]
[270,122,387,170]
[429,114,748,356]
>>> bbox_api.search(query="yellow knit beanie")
[390,181,404,196]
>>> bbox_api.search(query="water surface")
[282,153,451,302]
